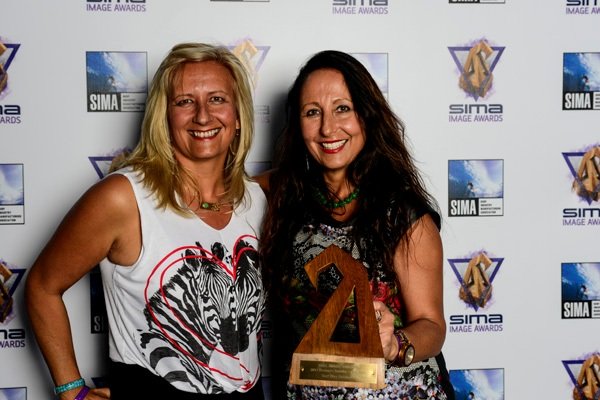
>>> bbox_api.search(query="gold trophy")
[0,261,13,323]
[459,252,493,308]
[573,353,600,400]
[459,40,494,99]
[289,245,385,389]
[573,146,600,202]
[0,40,8,93]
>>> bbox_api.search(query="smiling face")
[299,68,366,181]
[168,61,240,169]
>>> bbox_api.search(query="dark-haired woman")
[259,50,454,399]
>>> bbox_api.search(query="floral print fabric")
[282,214,449,399]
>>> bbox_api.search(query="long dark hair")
[261,50,439,291]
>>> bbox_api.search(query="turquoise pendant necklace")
[199,201,221,211]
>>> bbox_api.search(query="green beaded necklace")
[313,187,360,209]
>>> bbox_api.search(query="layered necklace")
[188,188,228,213]
[199,200,222,212]
[312,186,360,209]
[185,179,230,214]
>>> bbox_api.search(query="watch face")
[405,345,415,365]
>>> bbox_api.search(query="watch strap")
[393,329,413,367]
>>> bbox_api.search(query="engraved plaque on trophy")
[289,245,385,389]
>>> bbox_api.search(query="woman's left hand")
[373,300,397,362]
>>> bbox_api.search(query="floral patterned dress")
[279,210,451,400]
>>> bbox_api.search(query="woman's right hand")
[88,387,111,399]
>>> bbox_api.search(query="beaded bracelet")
[54,378,85,395]
[74,386,90,400]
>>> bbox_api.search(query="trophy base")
[289,352,385,389]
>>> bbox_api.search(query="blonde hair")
[114,42,255,215]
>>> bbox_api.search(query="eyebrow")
[301,97,352,106]
[301,101,320,108]
[171,89,230,98]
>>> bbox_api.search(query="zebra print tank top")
[99,169,267,394]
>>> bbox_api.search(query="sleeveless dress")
[280,207,453,400]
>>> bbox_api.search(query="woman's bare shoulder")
[71,173,137,224]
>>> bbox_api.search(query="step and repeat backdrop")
[1,1,599,399]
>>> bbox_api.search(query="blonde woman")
[26,43,266,399]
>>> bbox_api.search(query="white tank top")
[99,169,266,394]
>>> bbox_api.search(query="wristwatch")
[393,329,415,367]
